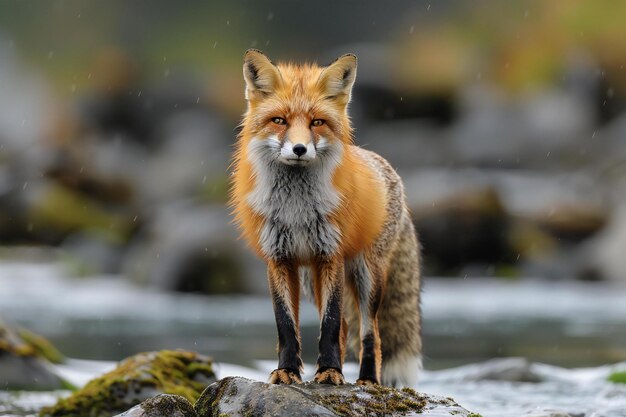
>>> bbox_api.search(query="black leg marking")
[271,290,302,374]
[317,285,343,371]
[358,333,378,382]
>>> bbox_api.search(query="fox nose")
[292,144,307,157]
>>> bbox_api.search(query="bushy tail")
[378,210,422,387]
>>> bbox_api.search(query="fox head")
[240,49,356,167]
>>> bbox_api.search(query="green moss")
[139,394,196,417]
[28,183,131,244]
[608,371,626,384]
[467,413,484,417]
[315,384,427,417]
[17,328,65,364]
[39,350,215,417]
[0,321,64,364]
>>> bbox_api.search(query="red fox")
[230,49,422,387]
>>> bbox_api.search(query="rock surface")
[0,318,67,390]
[194,376,479,417]
[40,350,215,417]
[114,394,197,417]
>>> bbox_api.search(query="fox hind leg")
[348,253,384,385]
[267,261,303,384]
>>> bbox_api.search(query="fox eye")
[311,119,325,127]
[271,117,286,125]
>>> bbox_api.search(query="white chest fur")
[246,138,343,261]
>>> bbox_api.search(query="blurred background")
[1,0,626,395]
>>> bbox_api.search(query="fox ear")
[318,54,357,103]
[243,49,281,100]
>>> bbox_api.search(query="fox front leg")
[313,259,346,385]
[267,261,303,384]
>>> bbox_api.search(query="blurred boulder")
[78,47,150,145]
[60,232,126,275]
[70,108,229,205]
[195,376,477,417]
[409,183,511,274]
[449,86,595,169]
[458,357,543,383]
[582,205,626,283]
[521,409,573,417]
[124,202,264,294]
[429,358,544,383]
[23,181,134,245]
[0,318,67,390]
[496,172,608,244]
[358,120,450,170]
[0,40,51,159]
[327,43,458,126]
[40,350,215,417]
[137,110,230,203]
[404,169,608,277]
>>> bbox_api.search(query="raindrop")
[409,25,414,34]
[267,12,274,21]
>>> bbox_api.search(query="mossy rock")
[40,350,216,417]
[608,371,626,384]
[0,319,63,362]
[17,327,65,364]
[0,318,68,390]
[114,394,197,417]
[195,376,477,417]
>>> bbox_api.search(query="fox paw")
[356,378,379,386]
[268,369,302,385]
[314,368,345,385]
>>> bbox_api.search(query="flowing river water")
[1,261,626,416]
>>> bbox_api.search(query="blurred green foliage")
[1,0,624,105]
